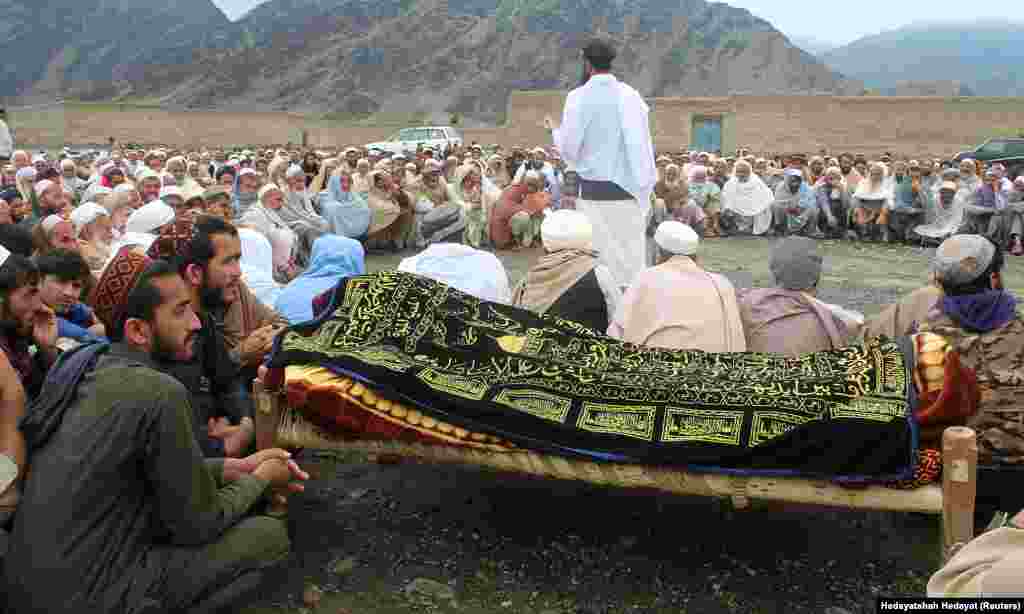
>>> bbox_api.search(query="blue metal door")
[691,117,722,153]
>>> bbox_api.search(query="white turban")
[258,183,283,201]
[286,164,304,179]
[34,179,56,198]
[70,202,110,234]
[113,183,136,193]
[654,221,699,256]
[125,200,175,234]
[41,215,65,234]
[541,210,593,252]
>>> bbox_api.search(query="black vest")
[547,269,609,333]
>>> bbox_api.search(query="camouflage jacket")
[928,312,1024,465]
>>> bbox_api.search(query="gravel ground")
[242,236,1014,614]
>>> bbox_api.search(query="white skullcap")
[238,167,259,178]
[654,221,699,255]
[113,183,136,193]
[393,154,407,161]
[60,159,76,169]
[159,186,183,200]
[405,162,417,171]
[541,210,593,252]
[31,154,46,164]
[70,202,110,234]
[784,168,803,178]
[258,183,283,201]
[34,179,56,197]
[41,214,65,234]
[125,200,175,234]
[286,164,304,179]
[531,147,547,156]
[344,147,359,154]
[15,167,36,181]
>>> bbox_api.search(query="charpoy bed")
[256,271,982,562]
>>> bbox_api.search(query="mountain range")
[817,20,1024,96]
[1,0,862,122]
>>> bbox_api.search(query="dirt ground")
[242,236,1018,614]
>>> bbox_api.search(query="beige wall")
[9,93,1024,158]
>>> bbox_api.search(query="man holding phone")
[544,38,656,289]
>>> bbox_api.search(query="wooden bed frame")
[252,380,979,562]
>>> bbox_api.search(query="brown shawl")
[512,249,599,314]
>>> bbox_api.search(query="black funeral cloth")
[270,271,917,480]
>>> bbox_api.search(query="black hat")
[582,38,616,68]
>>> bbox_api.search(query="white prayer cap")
[31,154,46,164]
[405,162,417,171]
[654,221,699,256]
[258,183,283,201]
[531,147,547,156]
[34,179,56,197]
[541,210,593,252]
[15,167,36,181]
[286,164,304,179]
[784,168,803,178]
[125,200,175,234]
[238,167,259,178]
[393,153,407,161]
[113,183,136,193]
[344,147,360,154]
[41,214,65,234]
[60,158,76,170]
[159,186,183,200]
[70,202,110,234]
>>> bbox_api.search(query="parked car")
[365,126,463,156]
[953,138,1024,178]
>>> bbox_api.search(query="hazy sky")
[211,0,1021,44]
[718,1,1020,46]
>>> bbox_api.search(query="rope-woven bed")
[253,373,979,563]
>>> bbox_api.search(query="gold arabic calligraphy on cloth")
[281,271,908,447]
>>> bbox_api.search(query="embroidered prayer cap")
[541,210,593,252]
[125,200,175,234]
[770,237,823,291]
[147,216,195,261]
[70,202,109,234]
[932,235,996,286]
[286,164,304,179]
[88,246,153,335]
[654,221,699,256]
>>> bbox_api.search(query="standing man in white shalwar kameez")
[545,38,656,289]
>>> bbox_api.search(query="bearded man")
[6,259,308,614]
[232,168,262,217]
[0,246,58,400]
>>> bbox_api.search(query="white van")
[365,126,463,156]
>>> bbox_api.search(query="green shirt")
[5,344,270,613]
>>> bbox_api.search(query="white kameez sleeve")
[552,93,586,166]
[594,264,623,328]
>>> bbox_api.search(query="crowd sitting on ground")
[0,139,1020,610]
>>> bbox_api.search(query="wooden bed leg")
[252,379,282,452]
[941,426,978,562]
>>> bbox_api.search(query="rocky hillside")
[822,21,1024,96]
[0,0,235,99]
[8,0,862,121]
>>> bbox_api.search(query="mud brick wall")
[10,93,1024,158]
